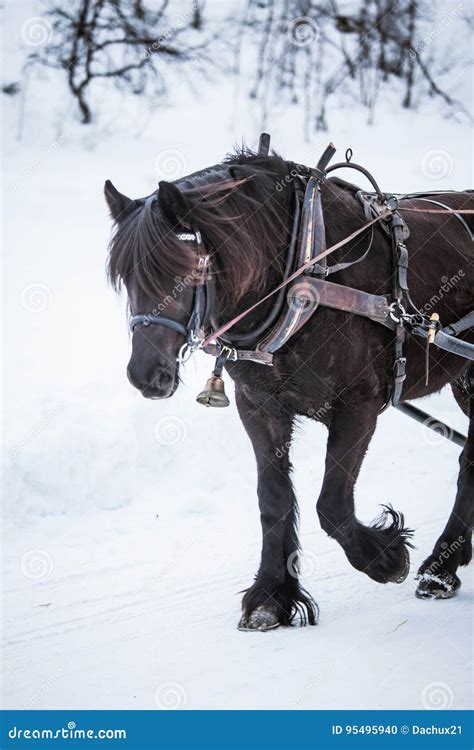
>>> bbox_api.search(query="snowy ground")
[1,0,473,712]
[2,384,472,711]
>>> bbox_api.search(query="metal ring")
[389,301,407,323]
[386,195,399,210]
[177,343,192,365]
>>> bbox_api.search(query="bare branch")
[28,0,213,122]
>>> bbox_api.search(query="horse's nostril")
[127,362,175,396]
[155,370,173,390]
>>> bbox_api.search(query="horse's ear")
[158,181,189,226]
[104,180,134,221]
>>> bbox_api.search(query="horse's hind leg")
[416,368,473,599]
[316,400,413,584]
[235,386,317,631]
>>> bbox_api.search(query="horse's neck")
[321,179,392,291]
[213,193,293,320]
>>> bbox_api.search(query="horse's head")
[105,179,200,398]
[105,151,296,399]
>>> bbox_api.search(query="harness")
[130,230,213,346]
[130,135,474,418]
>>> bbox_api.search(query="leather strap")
[305,185,328,278]
[441,311,474,337]
[389,212,409,405]
[130,314,188,337]
[204,211,392,347]
[310,228,374,278]
[412,328,474,361]
[396,243,409,293]
[400,198,473,241]
[287,277,396,329]
[220,177,304,349]
[202,343,273,365]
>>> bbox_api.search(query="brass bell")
[196,375,230,407]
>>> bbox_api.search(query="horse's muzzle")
[127,364,178,399]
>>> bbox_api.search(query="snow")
[1,0,472,712]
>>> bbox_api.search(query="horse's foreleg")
[235,386,317,631]
[317,401,412,584]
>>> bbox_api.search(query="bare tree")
[27,0,212,123]
[22,0,472,130]
[237,0,472,131]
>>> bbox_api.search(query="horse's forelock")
[107,151,293,304]
[107,197,196,300]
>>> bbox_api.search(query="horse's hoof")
[393,547,410,583]
[415,570,461,600]
[386,546,410,584]
[237,604,280,632]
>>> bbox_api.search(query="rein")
[203,210,392,345]
[399,208,474,212]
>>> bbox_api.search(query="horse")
[105,145,473,631]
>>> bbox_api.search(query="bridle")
[129,137,474,419]
[129,230,214,365]
[129,170,307,367]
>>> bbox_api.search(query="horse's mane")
[327,175,361,193]
[107,148,297,304]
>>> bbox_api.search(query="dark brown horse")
[105,147,473,631]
